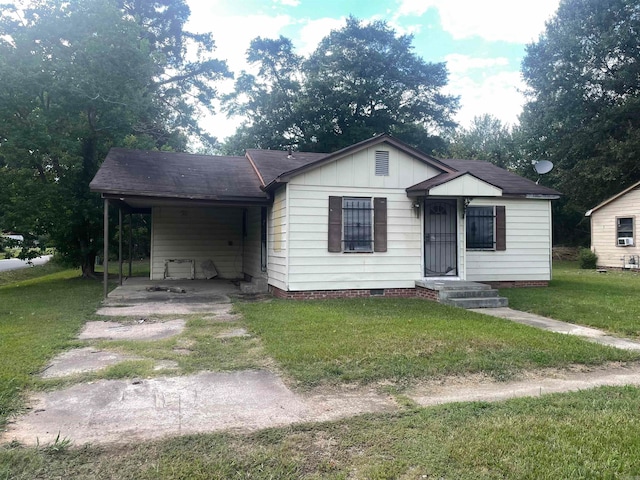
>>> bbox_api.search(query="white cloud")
[274,0,300,6]
[296,17,345,55]
[397,0,560,43]
[186,5,293,73]
[445,54,509,73]
[446,66,525,128]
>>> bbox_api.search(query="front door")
[423,199,458,276]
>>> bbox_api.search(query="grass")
[502,261,640,338]
[2,385,640,479]
[237,297,639,388]
[3,261,640,478]
[0,266,103,429]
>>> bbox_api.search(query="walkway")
[473,307,640,351]
[3,299,640,446]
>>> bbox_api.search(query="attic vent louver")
[375,151,389,176]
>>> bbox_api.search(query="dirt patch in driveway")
[79,319,186,341]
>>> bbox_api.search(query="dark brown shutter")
[374,197,387,252]
[496,206,506,251]
[328,196,342,252]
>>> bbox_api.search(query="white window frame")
[343,197,373,252]
[466,206,496,251]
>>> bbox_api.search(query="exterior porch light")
[412,200,421,218]
[462,197,473,218]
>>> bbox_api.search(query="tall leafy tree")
[519,0,640,244]
[223,36,305,150]
[0,0,229,276]
[448,114,518,169]
[223,17,458,154]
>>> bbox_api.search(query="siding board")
[150,206,244,280]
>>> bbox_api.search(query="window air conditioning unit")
[618,237,634,246]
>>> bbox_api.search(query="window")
[343,197,373,251]
[375,151,389,176]
[328,196,387,253]
[617,217,634,245]
[466,205,506,251]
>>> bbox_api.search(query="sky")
[186,0,561,141]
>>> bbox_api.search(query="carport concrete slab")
[105,278,238,305]
[474,307,640,351]
[41,348,141,379]
[97,303,233,317]
[79,319,185,341]
[3,371,311,445]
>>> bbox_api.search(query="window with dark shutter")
[495,206,506,251]
[466,205,506,251]
[328,196,342,252]
[374,197,387,252]
[327,196,387,253]
[343,197,373,251]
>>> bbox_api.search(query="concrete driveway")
[4,280,640,447]
[0,255,52,272]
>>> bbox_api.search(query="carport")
[90,148,271,298]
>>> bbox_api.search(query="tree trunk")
[81,252,97,279]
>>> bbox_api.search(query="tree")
[223,17,458,154]
[519,0,640,244]
[0,0,229,276]
[222,36,305,152]
[448,114,517,169]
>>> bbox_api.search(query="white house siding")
[590,187,640,268]
[150,206,244,280]
[242,206,265,279]
[267,186,288,290]
[428,175,502,197]
[465,199,552,282]
[285,145,434,291]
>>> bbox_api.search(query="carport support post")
[103,198,109,299]
[128,213,133,278]
[118,207,123,286]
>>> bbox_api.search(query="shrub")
[578,248,598,269]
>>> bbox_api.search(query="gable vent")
[375,151,389,176]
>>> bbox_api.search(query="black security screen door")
[423,199,458,276]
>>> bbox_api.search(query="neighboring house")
[585,180,640,269]
[1,233,24,243]
[90,134,560,298]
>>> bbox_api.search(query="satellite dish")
[533,160,554,175]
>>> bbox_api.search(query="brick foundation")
[269,280,546,299]
[269,285,436,301]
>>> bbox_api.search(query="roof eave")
[98,191,271,206]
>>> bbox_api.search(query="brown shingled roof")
[245,149,327,186]
[90,148,268,202]
[407,159,561,197]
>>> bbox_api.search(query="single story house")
[90,134,560,298]
[586,180,640,269]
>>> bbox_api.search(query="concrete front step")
[416,280,491,291]
[240,277,269,294]
[441,297,509,309]
[415,280,508,309]
[439,288,501,300]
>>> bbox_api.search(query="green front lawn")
[502,261,640,338]
[238,297,638,388]
[3,385,640,479]
[0,266,103,429]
